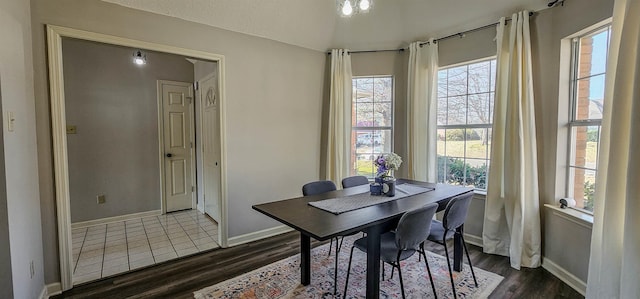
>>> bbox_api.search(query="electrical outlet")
[66,125,77,134]
[97,194,106,204]
[30,261,35,279]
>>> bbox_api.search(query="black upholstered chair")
[343,203,439,299]
[302,180,336,196]
[341,175,369,188]
[301,180,341,294]
[426,192,477,299]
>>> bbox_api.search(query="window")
[351,76,393,178]
[436,59,496,190]
[567,25,611,212]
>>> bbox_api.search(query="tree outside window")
[437,59,496,190]
[351,76,393,178]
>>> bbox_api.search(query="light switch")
[6,111,15,132]
[66,125,77,134]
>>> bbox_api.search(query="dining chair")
[343,203,439,299]
[301,180,341,295]
[341,175,369,188]
[426,192,477,299]
[302,180,336,196]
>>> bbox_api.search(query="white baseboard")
[40,282,61,299]
[38,285,47,299]
[542,257,587,296]
[463,233,483,248]
[227,225,294,247]
[71,210,162,229]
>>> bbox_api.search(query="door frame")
[46,25,229,291]
[157,80,197,213]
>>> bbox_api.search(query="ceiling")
[102,0,551,52]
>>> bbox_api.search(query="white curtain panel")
[587,0,640,297]
[406,39,438,182]
[483,11,541,269]
[325,49,353,184]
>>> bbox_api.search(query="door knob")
[166,153,173,158]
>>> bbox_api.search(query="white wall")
[63,37,194,223]
[0,0,46,297]
[31,0,325,284]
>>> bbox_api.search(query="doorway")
[47,25,228,291]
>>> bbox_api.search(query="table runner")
[308,184,434,214]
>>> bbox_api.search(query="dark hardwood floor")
[53,231,584,299]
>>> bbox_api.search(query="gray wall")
[63,38,195,223]
[31,0,325,284]
[530,0,613,284]
[347,0,613,288]
[1,0,46,297]
[0,84,12,299]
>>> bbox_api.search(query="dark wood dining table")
[252,179,473,299]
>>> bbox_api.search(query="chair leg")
[343,246,356,298]
[460,234,478,287]
[420,244,438,299]
[333,239,339,295]
[396,252,406,299]
[328,238,334,257]
[338,236,345,252]
[443,236,457,299]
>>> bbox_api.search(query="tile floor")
[71,210,219,284]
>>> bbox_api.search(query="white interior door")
[161,81,194,212]
[200,74,221,221]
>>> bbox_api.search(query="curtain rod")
[327,3,560,55]
[419,11,535,46]
[327,49,404,55]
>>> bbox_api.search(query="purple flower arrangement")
[374,152,403,179]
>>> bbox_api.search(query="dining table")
[252,179,473,299]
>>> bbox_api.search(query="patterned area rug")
[194,235,503,299]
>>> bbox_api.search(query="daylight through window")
[351,76,393,178]
[437,59,496,190]
[567,25,611,212]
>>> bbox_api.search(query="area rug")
[194,235,503,299]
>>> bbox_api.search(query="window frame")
[436,57,497,191]
[565,24,612,213]
[350,75,395,178]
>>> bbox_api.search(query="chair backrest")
[395,202,439,250]
[442,192,473,231]
[341,175,369,188]
[302,180,337,196]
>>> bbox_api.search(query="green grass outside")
[437,140,597,163]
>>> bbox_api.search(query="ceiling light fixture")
[133,50,147,65]
[338,0,372,17]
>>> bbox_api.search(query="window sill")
[544,204,593,229]
[473,190,487,197]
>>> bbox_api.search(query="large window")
[567,25,611,212]
[351,76,393,178]
[437,59,496,190]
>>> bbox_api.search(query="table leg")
[365,224,382,299]
[454,225,463,272]
[300,233,311,285]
